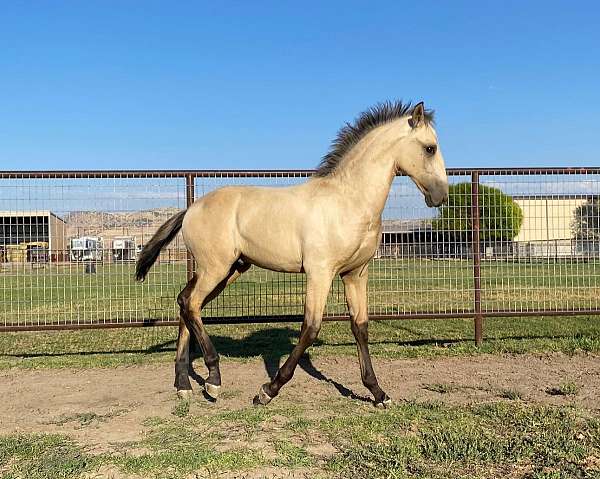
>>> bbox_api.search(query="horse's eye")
[425,145,437,155]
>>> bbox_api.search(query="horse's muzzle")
[414,177,449,208]
[425,187,448,207]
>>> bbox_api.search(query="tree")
[433,183,523,241]
[572,197,600,241]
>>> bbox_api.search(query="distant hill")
[65,207,180,228]
[64,208,182,244]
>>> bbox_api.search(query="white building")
[513,195,594,257]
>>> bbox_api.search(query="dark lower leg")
[351,320,389,404]
[199,330,221,388]
[262,324,320,399]
[175,276,198,392]
[256,274,331,404]
[185,317,221,388]
[192,261,250,387]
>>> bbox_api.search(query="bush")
[434,183,523,241]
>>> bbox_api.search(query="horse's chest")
[342,222,381,269]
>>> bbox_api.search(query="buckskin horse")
[135,101,448,407]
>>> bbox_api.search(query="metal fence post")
[185,174,195,281]
[471,171,483,346]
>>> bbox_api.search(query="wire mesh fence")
[0,169,599,341]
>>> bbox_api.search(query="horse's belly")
[241,251,303,273]
[239,234,303,273]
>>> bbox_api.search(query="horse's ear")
[409,102,425,128]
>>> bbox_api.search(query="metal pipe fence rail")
[1,168,599,345]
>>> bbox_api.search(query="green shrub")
[434,183,524,241]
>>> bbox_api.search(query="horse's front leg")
[342,265,391,407]
[254,270,333,405]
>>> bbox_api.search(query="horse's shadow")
[186,326,371,403]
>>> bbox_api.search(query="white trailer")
[112,236,137,262]
[70,236,103,262]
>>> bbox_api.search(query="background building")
[513,195,591,258]
[0,210,67,262]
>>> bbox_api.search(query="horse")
[135,101,448,407]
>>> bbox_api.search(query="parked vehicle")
[26,242,49,263]
[70,236,103,262]
[112,236,137,262]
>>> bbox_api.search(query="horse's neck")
[328,127,400,219]
[337,162,395,220]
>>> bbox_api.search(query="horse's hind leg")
[174,319,193,398]
[175,260,250,399]
[175,276,197,398]
[342,265,390,407]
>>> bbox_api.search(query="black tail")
[135,210,187,282]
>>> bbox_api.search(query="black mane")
[314,100,434,177]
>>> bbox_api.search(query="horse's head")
[395,102,448,207]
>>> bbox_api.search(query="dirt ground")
[1,352,599,452]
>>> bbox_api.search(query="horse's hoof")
[252,386,272,406]
[375,397,392,409]
[204,383,221,400]
[177,389,193,400]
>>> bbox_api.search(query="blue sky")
[1,1,599,172]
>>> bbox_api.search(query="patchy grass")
[111,405,319,477]
[423,383,526,400]
[141,416,166,428]
[46,409,127,427]
[497,388,523,400]
[285,417,312,433]
[272,440,315,468]
[171,399,190,418]
[546,381,582,396]
[0,434,95,479]
[116,444,263,477]
[325,401,600,479]
[423,383,460,394]
[219,388,242,400]
[110,413,266,477]
[216,406,276,433]
[2,400,599,478]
